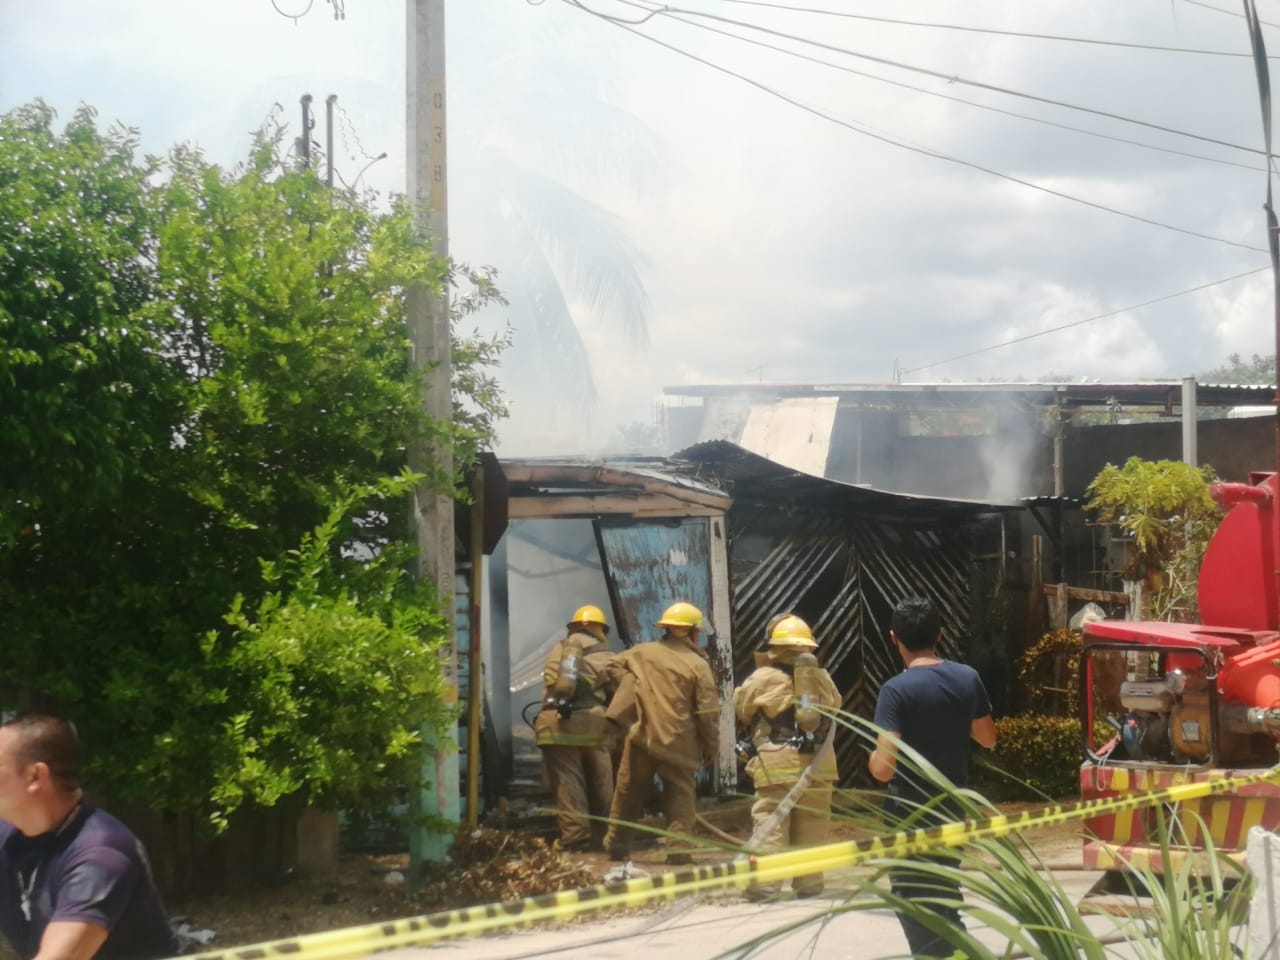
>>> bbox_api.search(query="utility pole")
[406,0,457,875]
[325,94,337,189]
[299,94,314,167]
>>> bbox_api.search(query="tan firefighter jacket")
[534,631,614,748]
[605,634,720,773]
[733,659,841,786]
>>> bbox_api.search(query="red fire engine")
[1080,471,1280,874]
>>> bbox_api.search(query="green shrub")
[976,715,1091,801]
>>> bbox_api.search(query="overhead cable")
[1182,0,1280,28]
[900,266,1270,375]
[709,0,1276,60]
[633,5,1266,173]
[561,1,1267,253]
[579,0,1267,158]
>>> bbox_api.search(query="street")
[385,864,1150,960]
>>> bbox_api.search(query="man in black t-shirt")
[869,598,997,959]
[0,714,175,960]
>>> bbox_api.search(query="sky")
[3,0,1279,455]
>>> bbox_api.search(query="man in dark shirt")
[0,714,175,960]
[869,598,997,959]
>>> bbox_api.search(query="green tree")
[1085,457,1221,621]
[0,103,506,826]
[0,102,176,545]
[1198,351,1276,385]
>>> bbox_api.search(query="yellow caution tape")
[174,764,1280,960]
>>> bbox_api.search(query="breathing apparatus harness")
[735,651,828,759]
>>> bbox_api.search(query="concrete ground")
[382,864,1157,960]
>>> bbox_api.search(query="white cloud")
[5,0,1279,455]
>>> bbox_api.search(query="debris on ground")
[419,827,600,909]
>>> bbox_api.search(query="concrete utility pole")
[406,0,458,874]
[1181,377,1198,467]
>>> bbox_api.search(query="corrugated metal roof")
[674,440,1019,517]
[664,380,1277,409]
[1020,494,1084,507]
[500,455,729,501]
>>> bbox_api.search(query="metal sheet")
[596,519,713,648]
[596,518,733,788]
[724,510,993,785]
[738,397,839,477]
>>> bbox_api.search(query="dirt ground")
[162,800,1086,953]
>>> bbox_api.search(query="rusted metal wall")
[728,509,994,784]
[594,516,738,790]
[596,519,712,647]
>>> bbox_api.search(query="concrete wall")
[861,413,1274,500]
[1064,415,1276,495]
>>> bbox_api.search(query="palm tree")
[448,0,658,418]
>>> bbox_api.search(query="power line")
[630,5,1266,173]
[561,1,1267,253]
[582,0,1268,158]
[900,266,1271,375]
[707,0,1276,60]
[1182,0,1280,28]
[270,0,315,19]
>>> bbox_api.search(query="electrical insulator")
[793,652,822,734]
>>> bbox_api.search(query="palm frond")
[724,710,1250,959]
[505,159,651,349]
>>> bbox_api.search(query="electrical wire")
[1182,0,1280,28]
[626,5,1266,173]
[270,0,315,21]
[705,0,1275,60]
[586,0,1267,158]
[561,1,1268,253]
[899,265,1270,376]
[562,0,662,24]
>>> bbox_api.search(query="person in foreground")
[868,598,998,959]
[0,713,175,960]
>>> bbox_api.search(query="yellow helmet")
[655,601,704,631]
[764,612,793,641]
[568,604,609,632]
[769,615,817,648]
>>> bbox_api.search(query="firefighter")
[733,614,841,899]
[602,601,720,865]
[535,604,616,851]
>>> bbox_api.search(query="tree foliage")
[1198,351,1276,385]
[1085,457,1221,621]
[0,102,505,826]
[0,103,175,544]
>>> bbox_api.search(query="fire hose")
[734,720,838,853]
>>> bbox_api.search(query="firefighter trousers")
[540,743,614,849]
[603,742,696,857]
[745,782,833,898]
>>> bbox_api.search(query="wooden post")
[466,470,484,826]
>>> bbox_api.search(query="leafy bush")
[977,715,1088,801]
[0,102,506,827]
[1085,456,1221,621]
[1018,628,1081,718]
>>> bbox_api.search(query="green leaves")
[0,101,175,541]
[0,102,506,828]
[1085,457,1221,620]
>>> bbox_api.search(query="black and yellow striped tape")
[174,764,1280,960]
